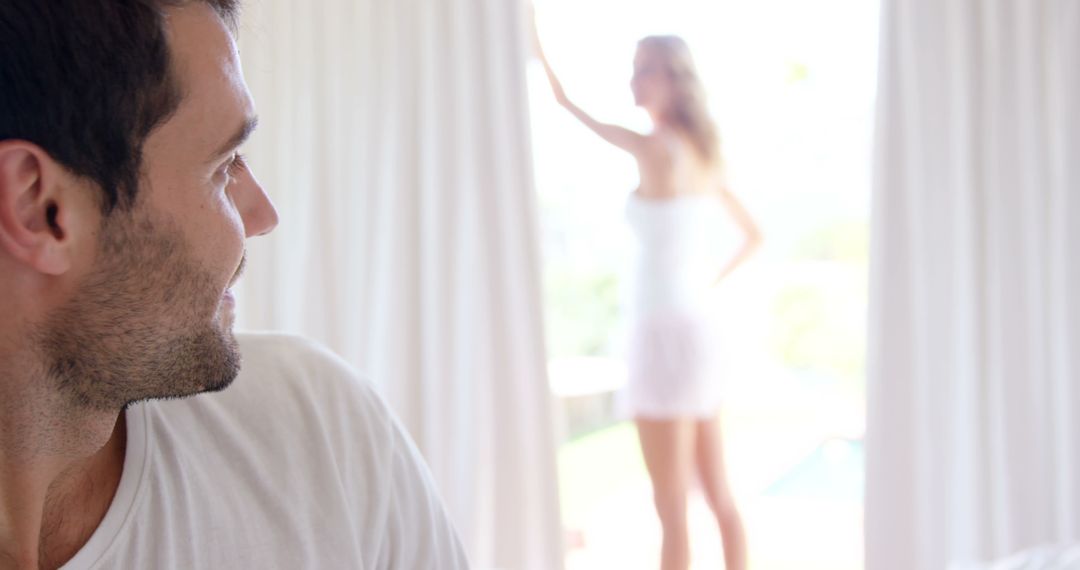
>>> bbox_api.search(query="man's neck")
[38,415,125,569]
[0,383,126,570]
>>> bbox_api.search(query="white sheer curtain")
[233,1,564,568]
[867,1,1079,569]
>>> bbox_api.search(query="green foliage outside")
[792,220,868,264]
[544,267,622,358]
[769,220,868,393]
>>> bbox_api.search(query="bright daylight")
[531,0,877,567]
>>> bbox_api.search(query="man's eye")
[227,153,247,175]
[218,153,247,184]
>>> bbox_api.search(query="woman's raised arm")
[530,8,649,155]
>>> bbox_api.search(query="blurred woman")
[533,16,761,570]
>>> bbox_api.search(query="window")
[532,0,878,567]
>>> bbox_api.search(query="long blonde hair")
[637,35,721,167]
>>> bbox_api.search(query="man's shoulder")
[135,332,470,568]
[142,332,398,500]
[226,331,392,430]
[154,331,397,462]
[234,331,356,382]
[232,331,383,412]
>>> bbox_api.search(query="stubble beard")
[34,207,242,413]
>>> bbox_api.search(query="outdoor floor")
[559,380,864,570]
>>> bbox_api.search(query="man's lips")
[227,253,247,289]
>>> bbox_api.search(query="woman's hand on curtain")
[529,4,570,106]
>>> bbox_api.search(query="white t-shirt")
[61,332,470,569]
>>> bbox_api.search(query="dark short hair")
[0,0,239,214]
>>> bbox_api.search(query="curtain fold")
[234,1,564,567]
[867,1,1079,568]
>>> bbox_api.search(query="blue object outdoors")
[764,437,865,501]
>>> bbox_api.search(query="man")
[0,1,469,568]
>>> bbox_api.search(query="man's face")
[37,4,278,411]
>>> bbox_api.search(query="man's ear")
[0,141,98,276]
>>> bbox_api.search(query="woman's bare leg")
[636,417,696,570]
[695,415,747,570]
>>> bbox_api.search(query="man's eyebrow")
[210,115,258,161]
